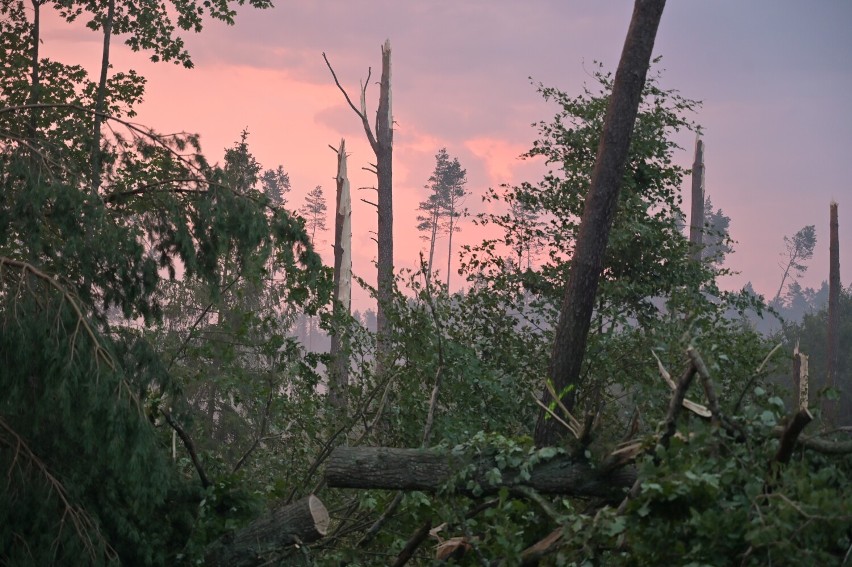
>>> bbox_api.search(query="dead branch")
[391,519,432,567]
[322,53,378,152]
[161,409,210,488]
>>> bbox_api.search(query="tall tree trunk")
[330,139,352,410]
[91,0,115,195]
[28,0,42,164]
[446,213,455,290]
[427,210,438,280]
[322,40,393,370]
[688,136,705,261]
[826,201,840,424]
[534,0,667,448]
[375,40,394,368]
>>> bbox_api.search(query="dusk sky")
[41,1,852,310]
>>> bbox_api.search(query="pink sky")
[39,1,852,311]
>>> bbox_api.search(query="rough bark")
[826,201,840,424]
[534,0,668,447]
[204,495,329,567]
[374,40,394,368]
[325,446,635,500]
[688,136,705,261]
[329,138,352,409]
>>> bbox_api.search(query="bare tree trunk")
[375,40,394,368]
[329,139,351,410]
[91,0,115,195]
[688,136,705,261]
[427,210,438,280]
[445,213,455,290]
[322,40,394,371]
[534,0,667,447]
[826,201,840,424]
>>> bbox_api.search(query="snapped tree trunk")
[534,0,668,447]
[325,446,635,501]
[826,201,841,424]
[204,495,329,567]
[321,41,394,372]
[329,138,352,409]
[688,136,705,261]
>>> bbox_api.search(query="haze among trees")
[1,0,850,565]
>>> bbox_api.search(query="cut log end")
[308,494,330,537]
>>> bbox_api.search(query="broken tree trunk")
[325,446,635,500]
[322,41,394,374]
[204,495,329,567]
[329,138,352,410]
[688,136,705,261]
[793,342,809,411]
[534,0,668,447]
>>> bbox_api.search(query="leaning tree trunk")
[204,495,329,567]
[329,138,352,410]
[534,0,668,447]
[688,136,705,261]
[826,201,840,424]
[91,0,115,195]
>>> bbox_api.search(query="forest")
[1,0,851,565]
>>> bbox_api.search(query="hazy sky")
[41,1,852,309]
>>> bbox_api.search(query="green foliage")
[772,224,817,305]
[0,265,196,566]
[3,5,849,565]
[550,395,852,566]
[777,282,852,419]
[0,3,330,564]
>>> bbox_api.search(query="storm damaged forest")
[1,0,850,565]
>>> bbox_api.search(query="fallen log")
[325,446,635,500]
[204,494,329,567]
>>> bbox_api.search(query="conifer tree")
[300,185,329,244]
[416,148,468,285]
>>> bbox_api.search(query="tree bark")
[688,136,705,261]
[91,0,115,195]
[321,43,394,371]
[375,40,394,369]
[204,495,329,567]
[534,0,668,447]
[330,138,352,410]
[325,446,634,500]
[28,0,42,147]
[826,201,840,424]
